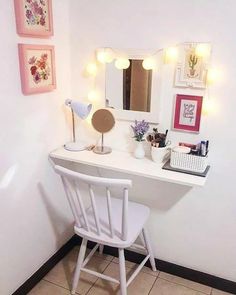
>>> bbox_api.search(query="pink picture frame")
[18,44,56,95]
[14,0,53,38]
[173,94,203,133]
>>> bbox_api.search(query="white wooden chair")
[54,165,157,295]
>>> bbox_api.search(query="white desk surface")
[50,147,208,187]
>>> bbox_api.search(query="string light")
[142,57,156,70]
[85,62,98,76]
[207,68,220,84]
[88,90,99,102]
[96,48,114,64]
[115,58,130,69]
[195,43,211,58]
[165,47,178,63]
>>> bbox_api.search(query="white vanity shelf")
[50,147,208,187]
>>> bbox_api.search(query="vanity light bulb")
[96,48,114,64]
[165,47,178,63]
[86,62,98,76]
[195,43,211,58]
[115,58,130,69]
[142,57,156,70]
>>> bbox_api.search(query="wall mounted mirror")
[105,50,162,123]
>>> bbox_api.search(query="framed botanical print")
[18,44,56,95]
[173,94,203,133]
[14,0,53,38]
[175,43,210,89]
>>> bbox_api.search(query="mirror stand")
[93,133,112,154]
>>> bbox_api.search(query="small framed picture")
[18,44,56,95]
[175,43,210,89]
[14,0,53,38]
[173,94,203,133]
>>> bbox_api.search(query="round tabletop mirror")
[92,108,115,154]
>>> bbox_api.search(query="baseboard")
[12,236,77,295]
[13,235,236,295]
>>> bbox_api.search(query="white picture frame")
[174,43,210,89]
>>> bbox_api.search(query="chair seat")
[74,196,150,248]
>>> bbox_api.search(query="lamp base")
[93,146,112,154]
[64,141,87,151]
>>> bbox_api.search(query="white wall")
[0,1,73,294]
[70,0,236,282]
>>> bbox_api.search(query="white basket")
[170,150,208,173]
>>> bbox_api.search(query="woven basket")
[170,150,208,173]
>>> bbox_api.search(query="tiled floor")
[29,247,233,295]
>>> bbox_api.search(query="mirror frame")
[105,49,162,124]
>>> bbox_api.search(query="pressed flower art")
[25,0,47,28]
[14,0,53,37]
[28,53,51,84]
[18,44,56,95]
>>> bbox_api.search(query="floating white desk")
[50,147,208,187]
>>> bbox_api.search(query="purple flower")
[33,71,41,83]
[26,9,33,19]
[28,56,36,65]
[131,120,149,141]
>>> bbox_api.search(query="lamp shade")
[65,99,92,119]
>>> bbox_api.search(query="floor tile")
[149,278,206,295]
[44,248,110,295]
[76,246,114,262]
[87,261,156,295]
[112,256,159,276]
[94,251,114,262]
[212,289,234,295]
[28,280,70,295]
[159,272,211,294]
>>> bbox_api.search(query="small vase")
[134,141,145,159]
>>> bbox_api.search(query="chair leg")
[71,238,87,294]
[142,228,157,272]
[118,248,127,295]
[99,244,104,255]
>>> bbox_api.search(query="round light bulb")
[88,90,99,102]
[115,58,130,69]
[142,57,156,70]
[86,62,98,76]
[207,68,220,84]
[195,43,211,57]
[165,47,178,63]
[202,98,212,115]
[96,48,114,64]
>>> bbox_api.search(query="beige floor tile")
[112,256,159,276]
[75,245,114,262]
[94,251,114,262]
[149,278,206,295]
[44,248,110,295]
[112,256,137,268]
[87,261,156,295]
[159,272,211,294]
[212,289,234,295]
[28,280,70,295]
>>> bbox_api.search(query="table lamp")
[64,99,92,151]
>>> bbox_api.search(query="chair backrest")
[54,165,132,241]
